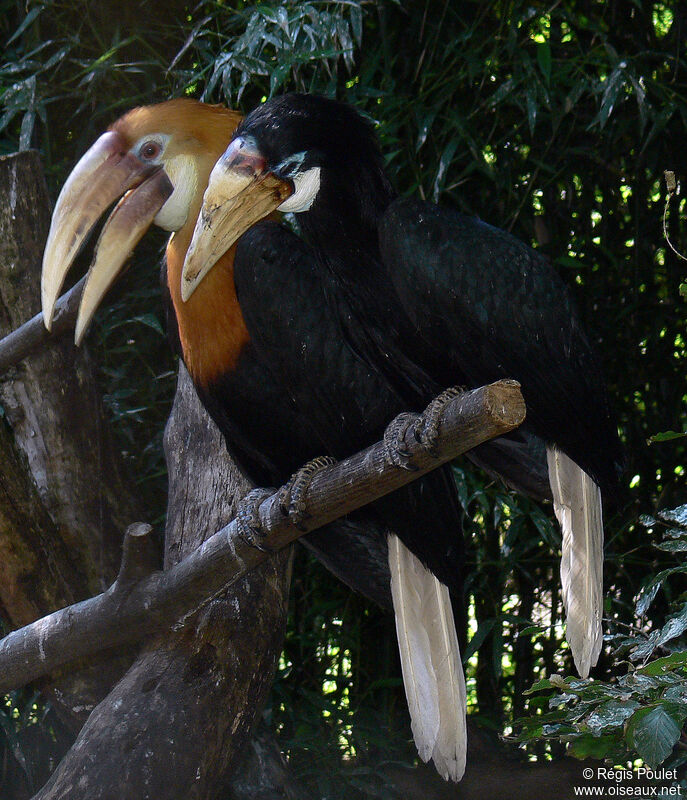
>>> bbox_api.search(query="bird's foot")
[416,386,464,456]
[279,456,337,530]
[236,488,275,552]
[383,411,421,471]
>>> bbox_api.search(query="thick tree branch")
[0,277,83,376]
[0,379,524,693]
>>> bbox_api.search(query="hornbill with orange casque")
[40,99,480,781]
[180,91,623,758]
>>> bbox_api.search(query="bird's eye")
[140,140,162,161]
[276,152,307,179]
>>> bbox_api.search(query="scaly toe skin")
[416,387,464,456]
[280,456,337,530]
[236,487,275,552]
[383,411,421,471]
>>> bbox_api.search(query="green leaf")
[568,733,621,760]
[627,706,682,767]
[416,109,436,152]
[649,430,687,444]
[656,540,687,553]
[6,6,42,46]
[519,624,546,637]
[638,652,687,677]
[663,528,687,539]
[629,73,647,133]
[19,107,35,151]
[657,604,687,650]
[350,4,363,46]
[525,88,537,135]
[594,64,626,129]
[432,138,459,201]
[269,63,291,96]
[536,41,551,85]
[635,568,686,618]
[488,78,515,108]
[660,506,687,527]
[662,685,687,704]
[524,677,556,695]
[132,314,164,335]
[586,700,640,735]
[464,618,495,661]
[529,506,557,546]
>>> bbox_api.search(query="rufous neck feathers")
[166,190,250,388]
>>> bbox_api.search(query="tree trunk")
[0,150,150,724]
[0,152,144,595]
[33,367,294,800]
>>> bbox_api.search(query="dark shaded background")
[1,1,685,795]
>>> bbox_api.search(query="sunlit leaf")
[638,652,687,677]
[586,700,640,735]
[648,430,687,444]
[594,64,626,129]
[659,506,687,527]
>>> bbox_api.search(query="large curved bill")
[181,137,292,302]
[74,169,174,346]
[41,131,153,330]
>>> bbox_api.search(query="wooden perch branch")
[0,379,525,693]
[0,276,83,376]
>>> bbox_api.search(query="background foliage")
[1,0,686,796]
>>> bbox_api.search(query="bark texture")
[0,152,143,599]
[0,151,149,725]
[33,367,293,800]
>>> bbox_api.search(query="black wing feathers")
[379,198,622,496]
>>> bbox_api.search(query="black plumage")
[192,93,623,690]
[379,200,622,497]
[231,93,622,501]
[163,221,465,602]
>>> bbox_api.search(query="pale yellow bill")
[181,157,292,301]
[74,170,173,345]
[41,131,151,330]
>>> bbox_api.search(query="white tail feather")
[547,446,604,677]
[388,534,467,781]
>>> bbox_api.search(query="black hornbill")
[40,99,470,780]
[181,93,623,685]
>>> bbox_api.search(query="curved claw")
[383,412,421,471]
[415,387,464,456]
[236,488,275,552]
[279,456,337,530]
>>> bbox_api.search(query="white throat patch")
[278,166,321,213]
[154,155,198,231]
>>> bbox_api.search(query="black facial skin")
[234,94,397,259]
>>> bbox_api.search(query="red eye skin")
[140,141,161,160]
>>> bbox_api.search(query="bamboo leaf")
[6,6,42,46]
[536,41,551,86]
